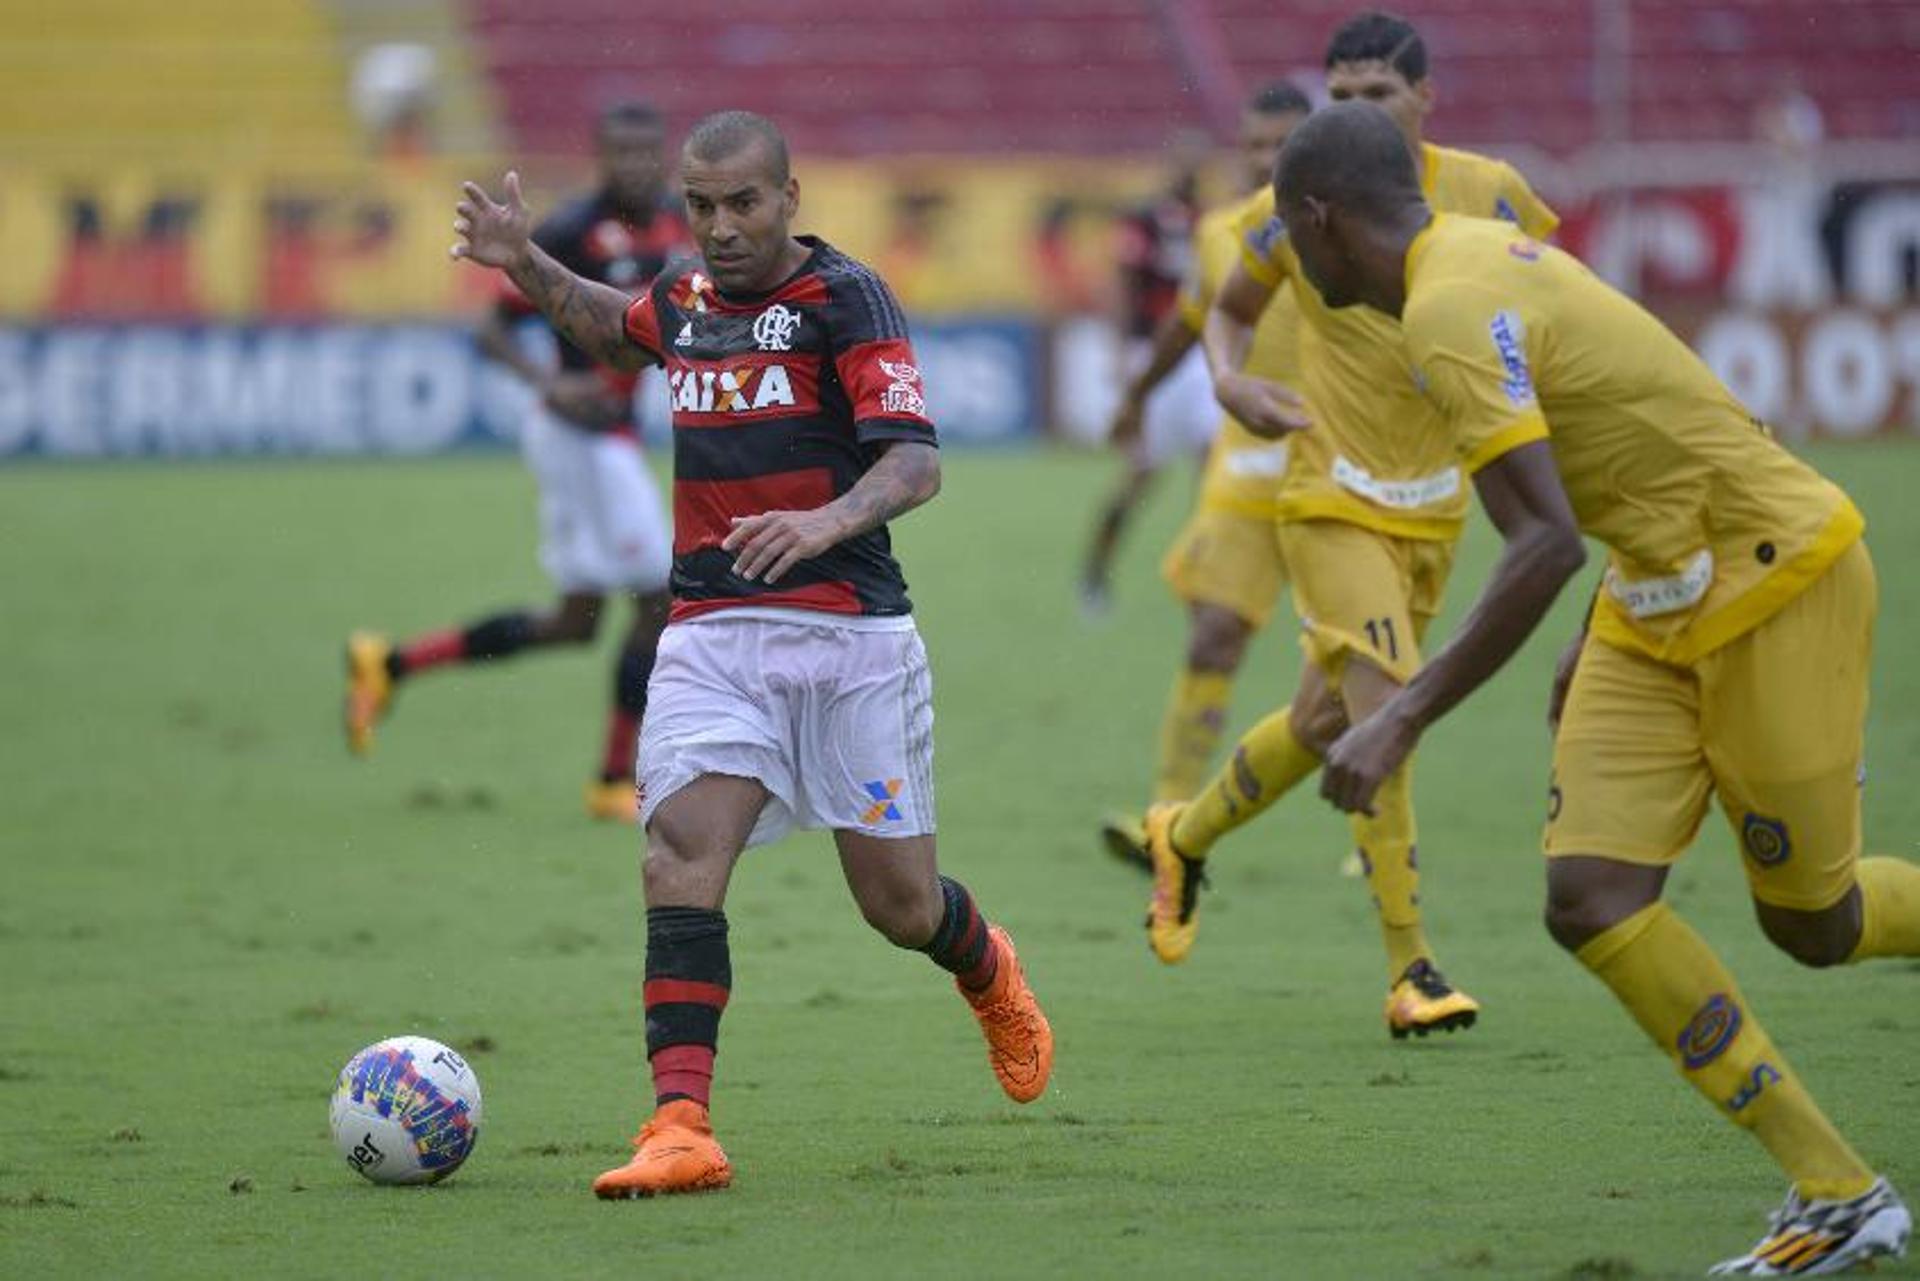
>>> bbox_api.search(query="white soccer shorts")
[1135,339,1219,466]
[521,405,672,595]
[638,611,937,848]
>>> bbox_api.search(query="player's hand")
[451,171,534,270]
[1216,372,1310,439]
[1320,704,1420,816]
[1546,631,1585,735]
[723,509,847,584]
[542,372,626,431]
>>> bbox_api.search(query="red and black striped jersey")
[1116,192,1199,338]
[498,190,691,414]
[623,236,938,622]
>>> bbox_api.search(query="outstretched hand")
[451,171,534,270]
[1215,371,1312,439]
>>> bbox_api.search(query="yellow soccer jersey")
[1240,142,1558,540]
[1401,214,1862,664]
[1178,190,1302,519]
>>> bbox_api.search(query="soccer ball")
[329,1035,483,1185]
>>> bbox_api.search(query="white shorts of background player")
[520,403,673,595]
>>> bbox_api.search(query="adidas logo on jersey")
[674,321,694,347]
[669,364,797,414]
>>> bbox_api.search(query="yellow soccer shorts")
[1546,541,1877,911]
[1161,505,1287,629]
[1277,518,1454,687]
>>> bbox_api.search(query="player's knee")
[1289,692,1344,756]
[538,604,601,645]
[1187,611,1251,673]
[856,880,940,949]
[1542,886,1624,953]
[642,825,718,903]
[1756,909,1857,969]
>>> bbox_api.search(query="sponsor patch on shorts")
[861,778,905,824]
[1741,813,1792,867]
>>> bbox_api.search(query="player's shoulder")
[807,240,911,338]
[1423,141,1515,182]
[1215,186,1275,237]
[648,253,716,312]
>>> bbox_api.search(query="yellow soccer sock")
[1170,707,1320,859]
[1850,856,1920,961]
[1352,764,1430,981]
[1577,902,1874,1201]
[1151,668,1234,804]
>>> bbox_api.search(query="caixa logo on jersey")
[668,362,804,416]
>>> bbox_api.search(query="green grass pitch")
[2,445,1916,1279]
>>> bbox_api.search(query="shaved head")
[683,110,791,185]
[1275,100,1421,221]
[1272,101,1432,312]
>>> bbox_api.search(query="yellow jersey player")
[1124,11,1557,1041]
[1097,81,1310,869]
[1285,101,1916,1275]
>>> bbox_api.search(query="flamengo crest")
[753,304,800,352]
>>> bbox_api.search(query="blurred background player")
[343,101,688,822]
[1075,131,1216,617]
[1121,11,1558,1040]
[1098,81,1311,868]
[1285,100,1916,1275]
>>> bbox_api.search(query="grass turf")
[1,446,1916,1280]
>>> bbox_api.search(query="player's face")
[599,120,667,212]
[1279,193,1360,308]
[1239,109,1308,193]
[1326,60,1431,149]
[682,143,800,294]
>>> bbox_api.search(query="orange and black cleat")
[961,926,1054,1103]
[591,1099,733,1199]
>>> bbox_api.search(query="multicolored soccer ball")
[329,1036,483,1185]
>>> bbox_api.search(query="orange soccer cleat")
[960,926,1054,1104]
[591,1099,732,1199]
[342,631,394,757]
[583,779,640,824]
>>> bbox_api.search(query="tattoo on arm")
[505,244,647,372]
[828,442,941,539]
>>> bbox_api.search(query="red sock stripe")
[956,919,999,992]
[601,708,640,780]
[397,629,465,672]
[955,910,985,960]
[644,978,731,1010]
[650,1043,716,1108]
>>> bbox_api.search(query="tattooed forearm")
[828,442,942,539]
[504,243,647,372]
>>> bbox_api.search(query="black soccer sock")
[919,876,999,992]
[644,906,731,1108]
[460,612,538,662]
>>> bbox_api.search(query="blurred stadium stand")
[468,0,1919,157]
[0,1,1912,452]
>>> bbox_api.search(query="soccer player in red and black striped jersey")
[1077,136,1219,615]
[344,102,688,823]
[451,110,1055,1198]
